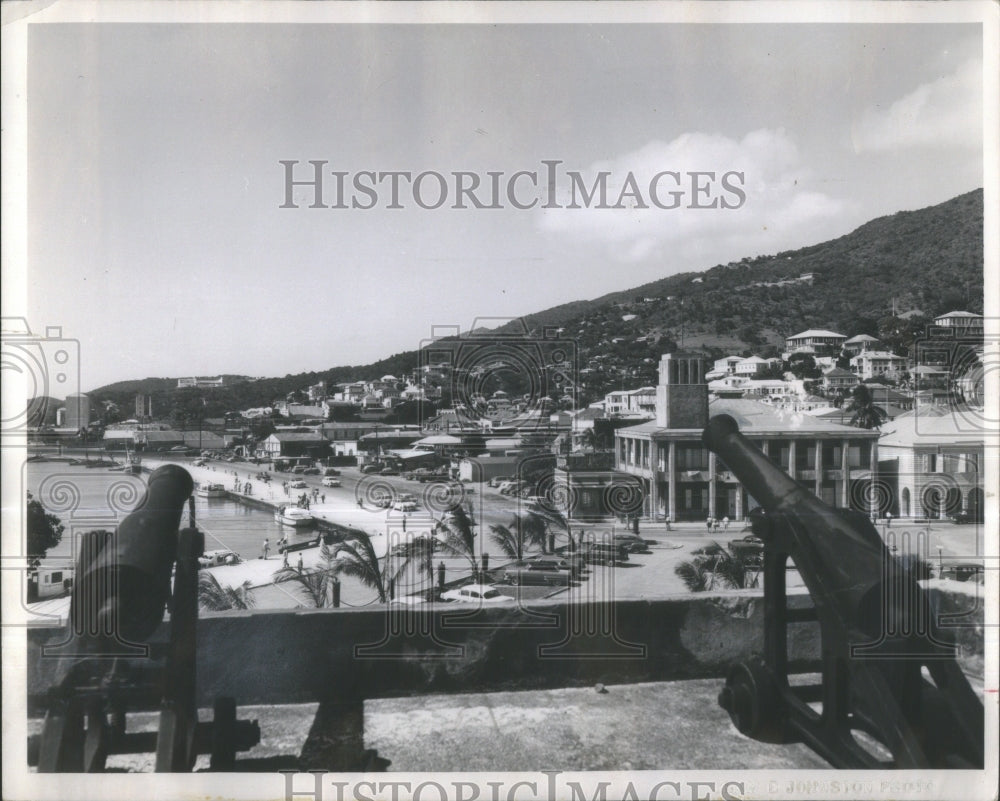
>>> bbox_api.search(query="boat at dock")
[275,506,315,527]
[196,483,228,499]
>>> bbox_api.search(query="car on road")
[489,475,514,488]
[361,463,385,474]
[291,465,307,474]
[303,467,321,475]
[441,584,513,603]
[949,512,974,524]
[380,466,400,476]
[289,479,308,489]
[193,459,208,467]
[322,476,342,487]
[393,499,419,512]
[323,468,341,477]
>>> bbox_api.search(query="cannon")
[702,414,983,768]
[31,465,260,772]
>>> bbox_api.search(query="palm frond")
[674,560,710,592]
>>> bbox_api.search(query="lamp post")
[937,545,944,578]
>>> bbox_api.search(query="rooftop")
[620,399,880,437]
[786,329,846,339]
[877,411,987,448]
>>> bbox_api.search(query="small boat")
[275,506,315,527]
[196,483,228,499]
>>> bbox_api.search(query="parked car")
[289,479,308,489]
[393,500,419,512]
[526,556,582,578]
[612,533,648,553]
[501,562,572,586]
[949,512,974,524]
[193,459,208,467]
[940,562,984,583]
[489,475,514,488]
[380,466,400,476]
[323,468,341,477]
[583,543,629,565]
[322,476,341,487]
[198,549,241,568]
[170,445,190,453]
[303,467,321,475]
[441,584,513,603]
[361,464,384,474]
[291,465,307,474]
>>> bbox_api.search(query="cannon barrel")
[703,414,888,630]
[703,414,983,768]
[71,464,194,645]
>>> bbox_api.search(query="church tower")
[655,351,709,429]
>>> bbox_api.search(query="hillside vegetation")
[89,189,982,416]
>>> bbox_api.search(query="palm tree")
[522,500,568,554]
[673,541,760,591]
[435,505,480,579]
[845,384,888,430]
[198,572,256,611]
[275,541,342,607]
[674,559,711,592]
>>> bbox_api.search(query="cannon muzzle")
[71,464,194,645]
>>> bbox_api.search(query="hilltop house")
[843,334,881,356]
[850,350,907,381]
[783,329,846,358]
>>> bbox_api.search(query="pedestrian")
[321,494,326,503]
[283,550,289,567]
[665,514,672,532]
[722,516,730,531]
[706,517,713,533]
[712,518,720,533]
[262,538,270,560]
[297,553,304,572]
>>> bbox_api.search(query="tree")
[435,505,480,579]
[845,383,887,430]
[26,492,64,571]
[673,541,760,591]
[276,541,344,606]
[786,353,821,379]
[198,572,256,611]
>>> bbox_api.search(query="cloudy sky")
[23,18,985,391]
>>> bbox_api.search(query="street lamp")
[937,545,943,578]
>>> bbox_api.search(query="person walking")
[706,516,713,533]
[262,537,270,560]
[665,514,672,532]
[722,516,730,531]
[297,552,304,572]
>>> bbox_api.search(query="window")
[49,572,63,584]
[848,446,862,467]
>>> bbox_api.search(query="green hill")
[89,189,983,415]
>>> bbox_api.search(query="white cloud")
[536,128,846,266]
[853,59,982,152]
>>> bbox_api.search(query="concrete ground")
[28,677,832,772]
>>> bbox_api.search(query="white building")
[850,350,907,381]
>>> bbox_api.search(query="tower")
[655,351,708,429]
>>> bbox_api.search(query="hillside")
[88,189,983,415]
[494,189,983,338]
